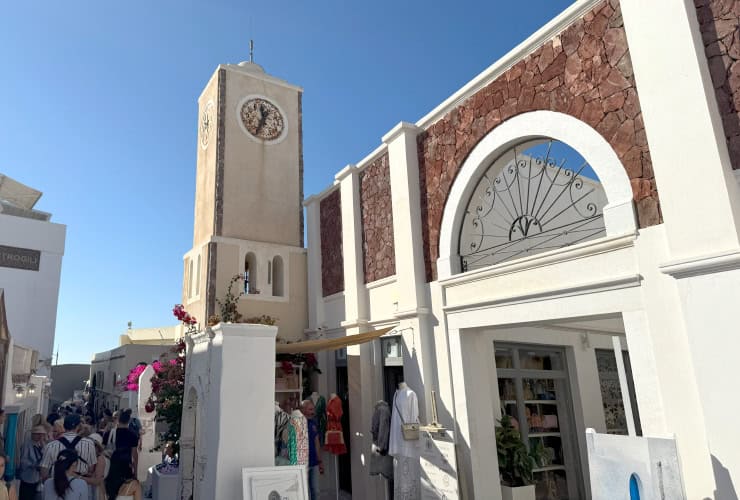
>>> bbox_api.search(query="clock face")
[240,98,285,141]
[199,101,214,150]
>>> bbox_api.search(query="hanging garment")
[393,455,420,500]
[389,386,421,458]
[314,395,327,446]
[324,395,347,455]
[369,400,394,479]
[288,411,309,466]
[275,405,290,461]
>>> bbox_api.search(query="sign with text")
[421,429,460,500]
[0,245,40,271]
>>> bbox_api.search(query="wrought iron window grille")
[459,139,606,272]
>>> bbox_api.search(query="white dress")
[389,386,421,500]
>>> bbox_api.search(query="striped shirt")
[40,433,96,476]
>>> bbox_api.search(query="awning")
[276,326,396,354]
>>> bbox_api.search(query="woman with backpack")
[41,450,86,500]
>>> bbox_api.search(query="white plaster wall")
[365,278,398,322]
[673,269,740,497]
[185,323,277,500]
[0,213,65,372]
[321,293,346,329]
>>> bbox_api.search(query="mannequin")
[288,409,309,466]
[324,394,347,455]
[370,399,394,496]
[389,381,420,500]
[310,391,327,446]
[274,402,290,464]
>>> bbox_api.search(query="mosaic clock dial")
[199,101,214,150]
[240,98,285,141]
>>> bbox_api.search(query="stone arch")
[438,110,637,278]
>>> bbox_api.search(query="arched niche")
[244,252,257,294]
[272,255,284,297]
[438,110,637,279]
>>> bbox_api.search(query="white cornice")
[334,164,357,182]
[660,249,740,278]
[382,121,423,144]
[439,233,637,288]
[394,307,431,320]
[444,274,642,314]
[219,64,304,93]
[365,275,397,290]
[416,0,603,130]
[355,144,388,172]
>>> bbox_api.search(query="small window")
[195,255,201,296]
[272,255,284,297]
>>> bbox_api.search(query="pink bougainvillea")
[172,304,197,325]
[120,363,148,392]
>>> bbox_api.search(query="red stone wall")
[695,0,740,168]
[320,189,344,296]
[417,0,659,282]
[360,154,396,283]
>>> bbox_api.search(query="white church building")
[180,0,740,498]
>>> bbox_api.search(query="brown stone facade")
[695,0,740,168]
[417,0,660,282]
[320,189,344,296]
[360,154,396,283]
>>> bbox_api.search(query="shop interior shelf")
[533,465,566,472]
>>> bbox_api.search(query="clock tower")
[183,59,307,340]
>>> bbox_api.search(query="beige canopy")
[275,326,395,354]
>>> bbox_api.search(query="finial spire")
[249,39,254,63]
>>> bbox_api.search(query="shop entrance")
[335,365,352,494]
[494,344,582,500]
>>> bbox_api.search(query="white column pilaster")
[621,0,740,258]
[304,195,324,331]
[621,3,740,497]
[336,165,368,327]
[383,122,436,422]
[383,122,429,316]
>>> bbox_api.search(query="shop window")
[244,252,257,294]
[272,256,284,297]
[458,138,607,272]
[595,349,641,435]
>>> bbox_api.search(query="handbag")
[393,392,420,441]
[325,429,345,446]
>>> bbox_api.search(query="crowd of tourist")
[0,406,146,500]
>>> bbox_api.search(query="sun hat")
[31,425,47,434]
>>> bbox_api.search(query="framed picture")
[242,465,308,500]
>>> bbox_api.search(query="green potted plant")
[496,414,543,500]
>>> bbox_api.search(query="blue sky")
[0,0,573,363]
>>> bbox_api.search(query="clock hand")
[256,104,268,133]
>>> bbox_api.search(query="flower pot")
[501,484,536,500]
